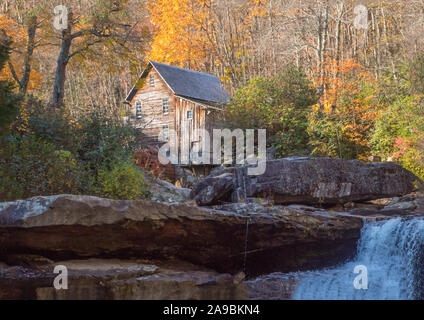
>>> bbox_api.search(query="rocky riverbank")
[0,258,247,300]
[0,157,422,300]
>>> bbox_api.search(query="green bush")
[0,135,86,201]
[98,160,149,200]
[400,149,424,181]
[307,111,356,159]
[371,96,417,158]
[1,106,148,201]
[74,109,140,174]
[24,103,77,152]
[371,96,424,180]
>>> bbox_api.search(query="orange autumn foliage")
[311,58,380,160]
[0,14,42,92]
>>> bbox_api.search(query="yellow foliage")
[148,0,211,68]
[148,0,267,70]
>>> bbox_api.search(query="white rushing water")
[292,217,424,300]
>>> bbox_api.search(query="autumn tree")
[148,0,210,69]
[0,1,45,96]
[148,0,267,90]
[36,0,148,108]
[308,59,378,160]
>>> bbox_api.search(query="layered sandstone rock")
[0,259,247,300]
[0,195,363,276]
[191,157,421,206]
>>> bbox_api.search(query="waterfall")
[292,217,424,300]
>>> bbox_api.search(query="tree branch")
[66,39,103,63]
[7,61,20,85]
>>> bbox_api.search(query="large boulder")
[191,157,422,206]
[149,178,191,203]
[0,195,364,276]
[190,173,235,205]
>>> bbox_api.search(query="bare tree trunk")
[381,6,397,80]
[333,1,344,105]
[334,2,344,73]
[268,0,277,74]
[5,14,38,96]
[19,15,37,95]
[51,10,73,108]
[316,5,329,109]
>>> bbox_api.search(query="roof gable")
[126,61,229,106]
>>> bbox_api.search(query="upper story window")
[150,75,155,86]
[136,101,142,118]
[162,99,169,114]
[187,110,193,120]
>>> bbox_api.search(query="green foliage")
[0,38,21,132]
[13,98,77,151]
[371,95,424,180]
[378,63,411,105]
[0,135,86,201]
[225,66,317,156]
[400,151,424,181]
[371,96,416,157]
[273,66,319,111]
[74,108,140,175]
[71,109,148,199]
[307,111,357,159]
[98,160,149,200]
[0,104,149,201]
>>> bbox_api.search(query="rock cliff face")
[191,157,421,206]
[0,195,363,276]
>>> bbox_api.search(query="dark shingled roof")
[125,61,229,107]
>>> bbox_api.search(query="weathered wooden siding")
[128,68,222,164]
[205,108,222,164]
[175,97,205,142]
[129,68,174,144]
[175,97,220,164]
